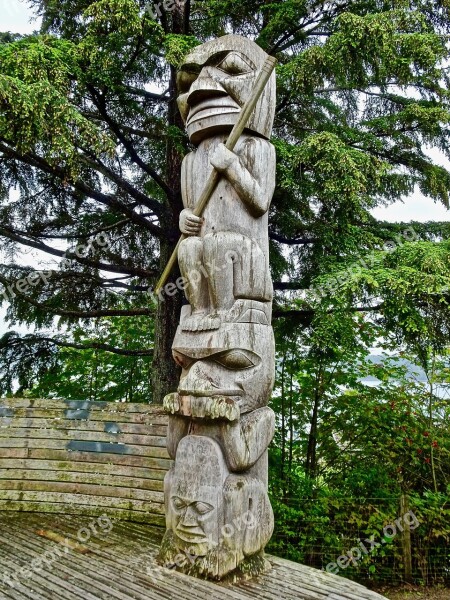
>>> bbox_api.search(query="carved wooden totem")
[159,34,276,580]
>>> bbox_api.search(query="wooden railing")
[0,398,171,524]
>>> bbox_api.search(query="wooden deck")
[0,512,387,600]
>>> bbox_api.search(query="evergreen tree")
[0,1,449,402]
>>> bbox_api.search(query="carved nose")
[180,506,198,527]
[178,362,218,396]
[187,72,228,107]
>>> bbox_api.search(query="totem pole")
[158,34,277,580]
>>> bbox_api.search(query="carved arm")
[210,142,276,218]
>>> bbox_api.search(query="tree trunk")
[305,392,318,479]
[288,368,294,494]
[280,353,286,497]
[400,493,413,583]
[152,259,182,404]
[151,10,185,403]
[305,366,322,480]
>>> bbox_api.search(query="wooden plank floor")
[0,512,387,600]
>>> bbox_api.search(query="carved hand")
[179,208,203,236]
[210,143,238,172]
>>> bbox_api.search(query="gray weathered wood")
[160,34,277,580]
[1,417,168,435]
[0,513,388,600]
[0,398,171,524]
[0,470,165,490]
[0,459,168,480]
[0,428,168,446]
[0,397,167,413]
[155,54,276,293]
[0,438,169,457]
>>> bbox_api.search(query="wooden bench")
[0,398,171,525]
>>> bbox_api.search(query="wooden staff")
[154,55,277,295]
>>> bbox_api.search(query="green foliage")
[0,1,448,401]
[12,315,155,402]
[0,36,114,171]
[163,34,200,67]
[269,320,450,583]
[267,488,450,584]
[0,0,448,584]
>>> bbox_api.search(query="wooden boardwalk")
[0,512,387,600]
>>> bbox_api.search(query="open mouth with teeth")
[164,392,241,421]
[187,96,241,126]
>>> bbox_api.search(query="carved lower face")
[171,486,218,549]
[165,436,228,556]
[161,435,274,578]
[168,322,275,417]
[177,35,275,144]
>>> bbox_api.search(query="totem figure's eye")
[192,501,214,515]
[173,351,194,369]
[213,350,257,370]
[217,52,254,75]
[177,69,199,93]
[172,496,187,511]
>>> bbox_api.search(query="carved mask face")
[171,322,275,415]
[165,436,227,556]
[177,34,276,144]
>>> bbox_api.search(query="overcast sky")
[2,0,40,33]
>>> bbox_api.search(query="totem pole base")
[159,531,271,582]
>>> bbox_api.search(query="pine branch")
[270,232,316,245]
[35,336,153,356]
[0,140,162,236]
[90,88,173,199]
[0,225,155,279]
[123,85,170,101]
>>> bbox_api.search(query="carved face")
[163,437,275,574]
[172,323,275,415]
[177,34,276,144]
[165,436,227,556]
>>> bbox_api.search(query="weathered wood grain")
[0,480,164,502]
[0,447,172,468]
[0,512,388,600]
[0,428,167,447]
[0,408,168,424]
[0,398,167,413]
[0,504,166,524]
[0,438,169,457]
[0,470,165,490]
[0,399,171,524]
[0,418,168,436]
[0,459,168,480]
[0,490,165,511]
